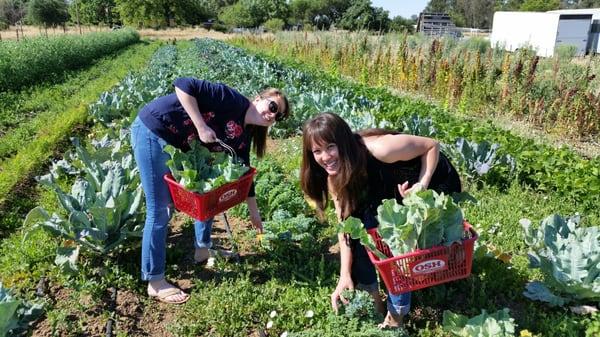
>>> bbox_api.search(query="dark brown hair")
[250,88,290,158]
[300,112,369,219]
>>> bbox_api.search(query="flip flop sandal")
[149,288,189,304]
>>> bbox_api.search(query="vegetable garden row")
[0,35,598,336]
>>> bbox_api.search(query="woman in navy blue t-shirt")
[131,77,290,304]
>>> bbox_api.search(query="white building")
[490,10,597,57]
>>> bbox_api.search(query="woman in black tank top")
[300,113,461,328]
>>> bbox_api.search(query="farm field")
[0,33,599,337]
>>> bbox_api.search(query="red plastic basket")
[164,167,256,221]
[366,222,477,295]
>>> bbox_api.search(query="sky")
[370,0,429,19]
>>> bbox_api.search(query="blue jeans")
[131,117,213,281]
[387,292,411,316]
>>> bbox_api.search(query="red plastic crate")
[164,167,256,221]
[366,222,477,295]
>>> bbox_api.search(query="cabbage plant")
[443,138,515,180]
[24,164,143,273]
[442,308,516,337]
[521,214,600,306]
[164,140,249,193]
[0,283,43,337]
[339,186,465,257]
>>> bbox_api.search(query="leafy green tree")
[0,0,26,25]
[27,0,69,28]
[114,0,173,28]
[69,0,115,26]
[264,17,284,31]
[288,0,349,28]
[219,2,254,27]
[219,0,288,28]
[337,0,390,31]
[520,0,560,11]
[390,15,415,33]
[425,0,451,12]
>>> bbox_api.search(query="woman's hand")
[197,125,217,143]
[250,213,263,234]
[246,196,263,234]
[331,274,354,313]
[398,181,427,198]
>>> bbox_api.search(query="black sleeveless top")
[352,152,461,229]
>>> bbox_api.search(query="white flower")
[280,332,288,337]
[270,310,277,318]
[305,310,314,318]
[266,321,274,329]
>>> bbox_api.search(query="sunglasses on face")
[267,99,285,121]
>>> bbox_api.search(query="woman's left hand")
[398,181,412,198]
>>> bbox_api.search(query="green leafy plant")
[442,308,516,336]
[340,186,465,259]
[443,138,515,180]
[24,166,143,273]
[164,140,249,193]
[338,289,381,321]
[261,210,316,249]
[521,214,600,306]
[0,283,44,337]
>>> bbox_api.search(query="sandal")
[149,287,189,304]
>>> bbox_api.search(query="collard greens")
[165,140,249,193]
[340,186,464,257]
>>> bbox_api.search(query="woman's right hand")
[331,274,354,313]
[197,125,217,143]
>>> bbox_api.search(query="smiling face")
[311,141,340,176]
[253,95,286,126]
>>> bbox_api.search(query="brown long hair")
[300,113,369,220]
[250,88,290,158]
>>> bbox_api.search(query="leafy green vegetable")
[339,186,465,258]
[0,283,43,337]
[521,214,600,305]
[339,289,381,321]
[442,308,516,337]
[164,140,249,193]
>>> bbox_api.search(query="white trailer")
[548,8,600,54]
[490,11,593,57]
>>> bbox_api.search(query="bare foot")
[378,311,404,329]
[148,279,189,304]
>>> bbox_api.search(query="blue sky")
[370,0,429,19]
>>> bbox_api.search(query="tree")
[28,0,69,29]
[114,0,172,28]
[69,0,115,26]
[390,15,415,33]
[337,0,390,31]
[288,0,350,28]
[520,0,560,11]
[1,0,27,25]
[219,2,254,27]
[218,0,288,28]
[425,0,451,13]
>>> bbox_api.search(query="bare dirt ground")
[0,25,234,41]
[29,212,254,337]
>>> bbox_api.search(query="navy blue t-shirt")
[138,77,255,196]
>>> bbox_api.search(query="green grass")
[0,41,162,233]
[0,42,153,160]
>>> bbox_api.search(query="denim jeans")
[387,292,411,316]
[131,117,213,281]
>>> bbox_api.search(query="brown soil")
[29,212,254,337]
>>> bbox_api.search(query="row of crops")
[0,35,598,336]
[232,32,600,139]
